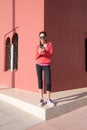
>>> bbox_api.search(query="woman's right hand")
[38,47,45,54]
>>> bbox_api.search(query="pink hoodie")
[35,42,53,65]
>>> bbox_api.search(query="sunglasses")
[40,36,46,39]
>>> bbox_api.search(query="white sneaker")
[47,99,56,106]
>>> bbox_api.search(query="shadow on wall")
[44,0,87,92]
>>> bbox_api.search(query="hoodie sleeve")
[44,42,53,58]
[35,45,41,60]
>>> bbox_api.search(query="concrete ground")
[0,86,87,130]
[0,87,87,120]
[27,105,87,130]
[0,100,42,130]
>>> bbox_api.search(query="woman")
[36,31,55,107]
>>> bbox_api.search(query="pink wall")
[0,0,44,92]
[15,0,44,92]
[0,0,87,92]
[44,0,87,91]
[0,0,13,87]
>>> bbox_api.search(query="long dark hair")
[39,31,47,44]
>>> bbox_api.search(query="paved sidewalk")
[0,100,42,130]
[0,87,87,120]
[0,87,87,130]
[27,105,87,130]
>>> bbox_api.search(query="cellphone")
[40,44,44,49]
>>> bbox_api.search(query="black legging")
[36,64,51,91]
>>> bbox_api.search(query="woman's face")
[39,33,46,43]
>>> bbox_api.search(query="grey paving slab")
[0,100,43,130]
[0,86,87,129]
[0,87,87,120]
[27,106,87,130]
